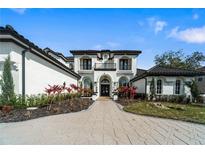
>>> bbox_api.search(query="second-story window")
[82,59,92,70]
[119,59,131,70]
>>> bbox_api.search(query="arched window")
[156,79,162,94]
[175,80,181,94]
[101,78,110,84]
[119,77,129,87]
[83,78,92,89]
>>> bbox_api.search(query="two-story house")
[1,25,205,101]
[70,50,141,98]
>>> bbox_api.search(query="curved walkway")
[0,100,205,144]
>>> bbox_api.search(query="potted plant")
[92,92,97,101]
[112,89,118,101]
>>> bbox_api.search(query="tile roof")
[197,66,205,72]
[70,49,142,55]
[44,47,74,62]
[131,65,205,82]
[136,68,147,76]
[0,25,80,79]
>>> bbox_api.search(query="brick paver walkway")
[0,100,205,144]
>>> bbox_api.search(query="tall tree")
[149,78,156,101]
[0,56,15,104]
[155,50,205,69]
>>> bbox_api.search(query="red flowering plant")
[70,84,79,91]
[82,88,93,97]
[65,87,72,93]
[116,86,137,99]
[44,83,83,106]
[129,86,137,99]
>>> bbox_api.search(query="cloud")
[92,44,103,50]
[10,8,27,14]
[193,13,199,20]
[92,42,120,50]
[168,26,205,44]
[154,21,167,34]
[137,21,144,27]
[147,17,167,34]
[106,42,120,48]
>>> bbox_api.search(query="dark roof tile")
[0,25,79,79]
[131,65,205,82]
[70,49,142,55]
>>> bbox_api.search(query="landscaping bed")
[123,101,205,124]
[0,98,93,123]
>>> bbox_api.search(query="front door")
[101,85,110,96]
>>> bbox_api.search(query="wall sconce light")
[94,82,97,92]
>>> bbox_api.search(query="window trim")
[119,59,131,70]
[81,58,92,70]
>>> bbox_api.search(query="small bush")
[154,95,188,104]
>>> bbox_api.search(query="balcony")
[78,64,93,74]
[119,65,132,70]
[117,64,133,75]
[94,63,116,71]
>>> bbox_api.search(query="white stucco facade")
[72,51,140,98]
[132,76,193,97]
[0,38,80,95]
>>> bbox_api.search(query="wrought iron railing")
[119,65,132,70]
[94,63,116,70]
[80,64,92,70]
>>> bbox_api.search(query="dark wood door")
[101,85,110,96]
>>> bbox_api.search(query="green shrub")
[0,56,15,104]
[5,92,83,109]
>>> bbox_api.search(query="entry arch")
[99,74,112,97]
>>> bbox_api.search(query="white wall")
[25,52,78,95]
[139,76,193,96]
[0,41,79,95]
[132,78,145,93]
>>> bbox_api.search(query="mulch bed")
[115,98,137,106]
[0,98,93,123]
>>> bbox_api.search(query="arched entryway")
[99,75,111,97]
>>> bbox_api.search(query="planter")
[92,93,97,101]
[113,94,118,101]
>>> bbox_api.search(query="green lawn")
[123,102,205,124]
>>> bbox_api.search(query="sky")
[0,8,205,69]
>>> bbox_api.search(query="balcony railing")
[94,63,116,70]
[80,64,92,70]
[119,65,132,70]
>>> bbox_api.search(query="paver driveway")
[0,99,205,145]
